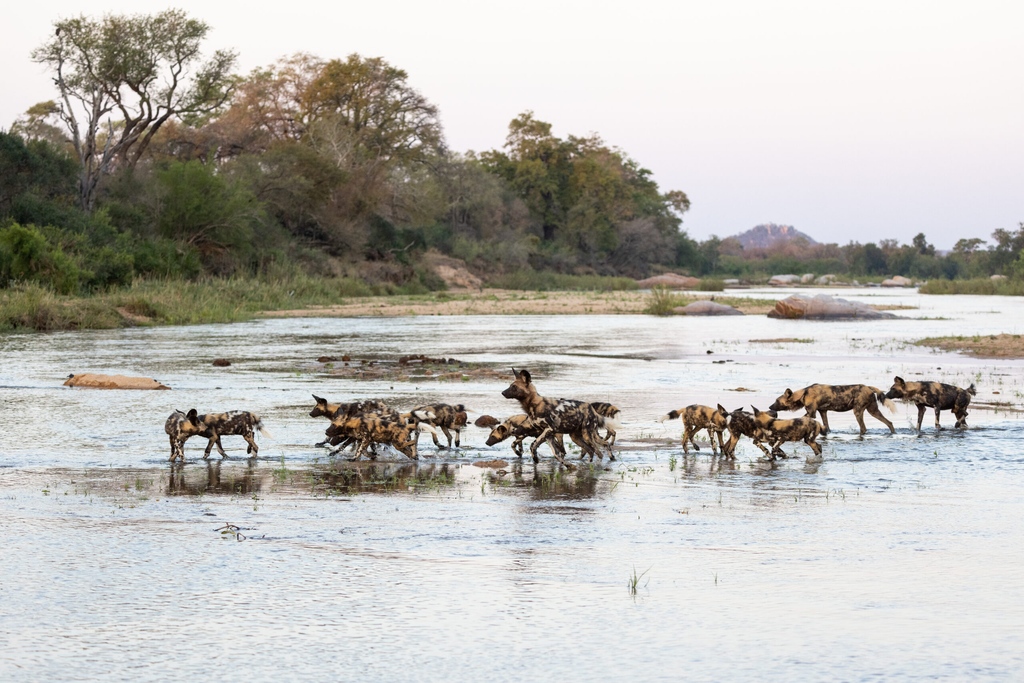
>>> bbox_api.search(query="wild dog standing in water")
[884,376,976,430]
[501,368,613,464]
[658,404,728,454]
[722,407,772,458]
[484,414,560,457]
[310,396,398,451]
[411,403,468,449]
[165,409,204,462]
[751,407,823,460]
[769,384,895,435]
[325,413,436,460]
[195,411,272,459]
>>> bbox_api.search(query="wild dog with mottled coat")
[751,407,823,460]
[485,414,558,457]
[310,396,398,451]
[165,409,204,462]
[501,368,613,464]
[411,403,468,448]
[722,407,772,458]
[195,411,272,459]
[769,384,895,434]
[884,376,976,430]
[658,404,727,454]
[325,413,436,460]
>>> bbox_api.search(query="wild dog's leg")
[916,404,927,431]
[753,438,771,457]
[569,432,589,459]
[243,430,258,456]
[169,435,179,462]
[934,406,943,430]
[723,431,738,458]
[533,426,568,466]
[511,435,525,457]
[865,401,895,433]
[440,426,454,449]
[705,427,720,455]
[806,435,822,456]
[818,410,831,435]
[430,426,444,449]
[681,424,695,453]
[203,433,219,459]
[453,427,461,448]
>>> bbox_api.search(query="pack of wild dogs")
[163,369,977,464]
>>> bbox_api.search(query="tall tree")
[31,10,236,210]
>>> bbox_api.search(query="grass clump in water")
[919,278,1024,296]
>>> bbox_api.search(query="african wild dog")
[884,376,976,430]
[325,413,436,460]
[310,396,398,451]
[165,409,205,462]
[751,407,823,460]
[195,411,272,459]
[769,384,895,435]
[485,414,557,457]
[411,403,468,449]
[658,404,728,454]
[722,407,772,458]
[501,368,614,464]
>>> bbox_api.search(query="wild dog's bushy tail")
[254,417,274,440]
[874,390,896,414]
[416,422,438,435]
[600,412,622,433]
[657,409,682,423]
[967,383,977,396]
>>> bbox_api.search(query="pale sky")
[4,0,1022,249]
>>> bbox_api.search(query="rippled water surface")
[2,288,1023,681]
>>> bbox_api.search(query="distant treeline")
[1,10,1021,295]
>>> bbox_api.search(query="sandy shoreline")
[258,288,778,317]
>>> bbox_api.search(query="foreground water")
[1,288,1023,681]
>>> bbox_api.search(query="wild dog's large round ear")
[313,394,325,403]
[893,376,904,385]
[717,404,727,414]
[751,406,760,415]
[520,369,532,384]
[511,367,518,376]
[784,388,792,398]
[186,408,198,421]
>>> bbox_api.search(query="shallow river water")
[2,288,1023,681]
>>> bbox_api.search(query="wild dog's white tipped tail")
[725,414,732,427]
[256,421,274,440]
[602,415,622,432]
[875,391,896,414]
[656,414,670,423]
[417,422,438,435]
[412,409,436,421]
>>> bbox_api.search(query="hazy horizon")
[4,0,1021,250]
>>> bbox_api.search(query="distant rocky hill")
[731,223,818,249]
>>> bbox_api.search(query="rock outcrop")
[63,373,171,390]
[636,273,701,289]
[673,301,744,316]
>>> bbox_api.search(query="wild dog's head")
[166,408,203,437]
[309,394,337,419]
[885,376,910,400]
[485,423,512,446]
[713,404,730,429]
[502,368,534,401]
[768,388,800,412]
